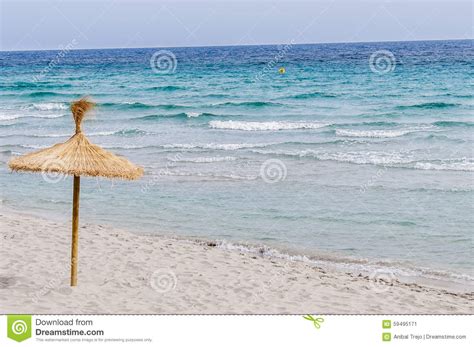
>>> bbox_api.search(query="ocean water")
[0,40,473,288]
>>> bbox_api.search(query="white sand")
[0,207,472,314]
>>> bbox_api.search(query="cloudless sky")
[0,0,472,51]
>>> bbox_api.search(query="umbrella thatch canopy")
[9,98,143,286]
[9,99,143,179]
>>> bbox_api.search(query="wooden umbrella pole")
[70,175,81,286]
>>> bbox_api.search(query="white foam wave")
[103,145,146,149]
[209,120,328,131]
[253,149,473,172]
[335,128,426,138]
[414,160,474,172]
[254,149,414,166]
[169,156,238,163]
[0,113,66,121]
[19,144,49,149]
[30,103,68,111]
[163,143,276,150]
[35,131,116,138]
[0,114,22,121]
[102,143,275,151]
[34,133,71,138]
[89,131,116,137]
[314,151,414,165]
[214,240,474,287]
[185,112,201,118]
[155,171,258,180]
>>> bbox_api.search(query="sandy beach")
[0,207,472,314]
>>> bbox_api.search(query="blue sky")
[1,0,472,51]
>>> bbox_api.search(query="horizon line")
[1,37,471,53]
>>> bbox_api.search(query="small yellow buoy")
[278,67,286,74]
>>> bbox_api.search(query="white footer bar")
[1,315,472,346]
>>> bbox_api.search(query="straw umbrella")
[9,98,143,286]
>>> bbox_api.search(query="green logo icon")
[303,314,324,329]
[382,332,391,342]
[383,320,391,329]
[7,315,32,342]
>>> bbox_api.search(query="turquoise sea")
[0,40,472,288]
